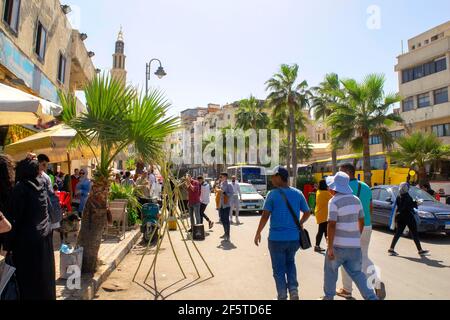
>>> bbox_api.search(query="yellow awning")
[4,124,97,163]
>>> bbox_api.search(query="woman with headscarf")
[388,182,429,256]
[9,158,56,300]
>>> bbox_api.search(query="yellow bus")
[306,152,414,186]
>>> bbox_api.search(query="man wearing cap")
[320,172,378,300]
[254,166,311,300]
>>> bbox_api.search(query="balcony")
[69,30,96,92]
[400,101,450,126]
[396,37,450,71]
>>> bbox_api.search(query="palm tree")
[328,74,403,186]
[390,132,450,185]
[235,96,269,130]
[58,75,179,273]
[311,73,342,174]
[266,64,312,179]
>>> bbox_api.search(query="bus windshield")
[242,167,266,185]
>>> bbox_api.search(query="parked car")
[372,185,450,234]
[238,183,265,213]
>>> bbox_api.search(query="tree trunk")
[290,105,297,185]
[331,148,338,175]
[77,177,110,274]
[362,131,372,187]
[286,128,291,183]
[418,166,428,186]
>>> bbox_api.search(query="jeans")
[189,203,201,229]
[324,247,378,300]
[268,240,301,300]
[342,227,381,292]
[230,195,240,222]
[200,203,211,224]
[219,207,231,237]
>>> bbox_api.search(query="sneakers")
[318,296,333,300]
[208,221,214,229]
[419,250,429,256]
[388,249,399,256]
[314,246,326,253]
[375,282,386,300]
[289,291,299,300]
[336,288,352,299]
[220,234,226,239]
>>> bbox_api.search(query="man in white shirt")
[198,176,214,229]
[230,176,242,225]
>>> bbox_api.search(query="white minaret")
[111,26,127,86]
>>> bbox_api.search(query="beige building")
[395,21,450,188]
[0,0,96,101]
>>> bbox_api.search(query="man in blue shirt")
[336,163,386,300]
[254,166,311,300]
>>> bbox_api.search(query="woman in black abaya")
[9,158,56,300]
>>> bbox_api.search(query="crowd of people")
[254,163,430,301]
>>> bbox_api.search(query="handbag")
[0,253,20,300]
[278,189,312,250]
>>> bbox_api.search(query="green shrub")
[109,183,142,226]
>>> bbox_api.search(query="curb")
[61,228,141,300]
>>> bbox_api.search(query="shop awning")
[4,124,97,163]
[0,83,62,126]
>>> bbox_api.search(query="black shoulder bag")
[278,189,312,250]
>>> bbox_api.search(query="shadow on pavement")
[394,255,450,268]
[217,240,237,251]
[372,225,450,246]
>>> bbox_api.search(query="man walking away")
[218,173,234,241]
[71,169,80,197]
[336,163,386,300]
[320,172,378,300]
[186,175,201,234]
[121,171,136,187]
[198,176,214,229]
[254,166,311,300]
[230,176,242,225]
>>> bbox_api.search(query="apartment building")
[0,0,96,149]
[394,20,450,186]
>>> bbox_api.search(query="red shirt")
[188,180,201,206]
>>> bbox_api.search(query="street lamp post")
[146,58,167,95]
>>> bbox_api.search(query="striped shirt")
[328,193,364,248]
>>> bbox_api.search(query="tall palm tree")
[235,96,269,131]
[328,74,403,186]
[311,73,342,174]
[390,132,450,185]
[266,64,312,179]
[272,109,308,166]
[58,75,179,273]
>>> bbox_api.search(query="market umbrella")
[4,124,97,163]
[0,83,62,126]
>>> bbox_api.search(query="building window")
[434,87,448,105]
[418,93,430,108]
[57,54,66,84]
[3,0,20,33]
[402,97,414,112]
[323,133,326,141]
[369,136,381,145]
[35,21,47,61]
[432,124,450,137]
[402,58,447,83]
[317,134,320,142]
[436,58,447,73]
[391,130,405,140]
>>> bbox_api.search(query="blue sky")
[68,0,450,116]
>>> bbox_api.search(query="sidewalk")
[55,228,141,300]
